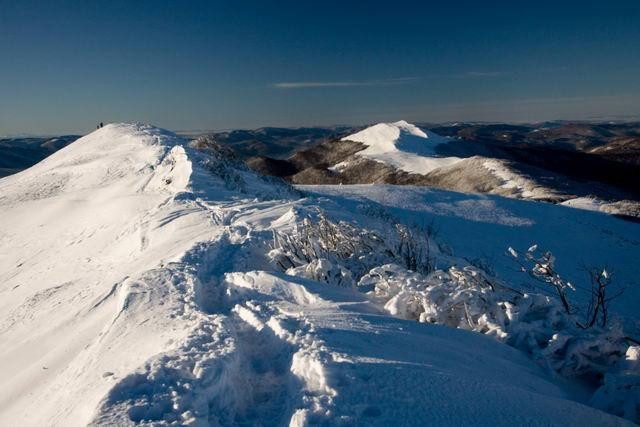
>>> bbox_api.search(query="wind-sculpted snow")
[0,124,637,425]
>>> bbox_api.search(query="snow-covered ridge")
[481,158,563,200]
[341,120,462,174]
[0,123,296,425]
[0,124,637,425]
[0,123,189,202]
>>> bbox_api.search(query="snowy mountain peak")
[388,119,427,136]
[0,123,296,207]
[340,120,460,174]
[341,120,438,150]
[0,123,187,203]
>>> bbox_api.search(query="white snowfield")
[341,120,462,174]
[0,124,637,426]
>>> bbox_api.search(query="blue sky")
[1,0,639,134]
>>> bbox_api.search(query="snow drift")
[0,124,637,425]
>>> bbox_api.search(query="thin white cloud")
[271,73,509,88]
[457,71,507,78]
[271,77,419,89]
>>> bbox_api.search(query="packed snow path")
[0,124,636,425]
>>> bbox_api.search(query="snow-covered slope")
[299,184,640,322]
[341,120,462,174]
[0,124,636,425]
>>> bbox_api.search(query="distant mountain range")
[3,121,639,217]
[0,135,79,177]
[243,121,640,218]
[179,126,356,159]
[428,121,640,164]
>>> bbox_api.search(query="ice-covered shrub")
[393,224,435,275]
[509,245,628,330]
[286,259,354,288]
[269,209,435,283]
[508,244,576,314]
[269,211,387,278]
[360,264,515,338]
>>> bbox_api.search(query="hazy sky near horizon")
[1,0,640,135]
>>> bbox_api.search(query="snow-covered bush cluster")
[362,264,625,367]
[361,262,639,421]
[286,259,354,287]
[269,209,435,284]
[270,211,640,422]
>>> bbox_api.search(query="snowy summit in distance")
[341,120,462,174]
